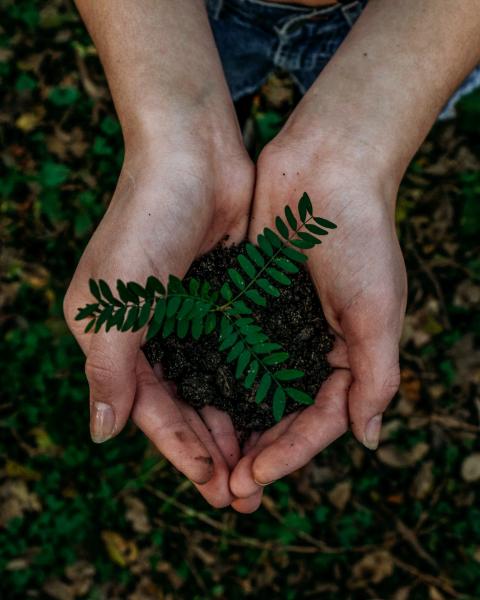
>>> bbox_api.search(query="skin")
[66,0,480,513]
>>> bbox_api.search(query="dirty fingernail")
[363,413,382,450]
[90,401,115,443]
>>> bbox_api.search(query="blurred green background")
[1,2,480,599]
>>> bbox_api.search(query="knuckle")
[85,354,118,391]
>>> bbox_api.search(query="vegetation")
[1,2,479,599]
[76,193,336,420]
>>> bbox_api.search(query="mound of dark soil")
[143,243,334,434]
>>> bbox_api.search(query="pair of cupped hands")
[64,104,407,514]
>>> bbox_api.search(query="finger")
[229,412,299,498]
[231,490,263,514]
[327,336,349,369]
[200,406,241,469]
[251,370,351,485]
[342,310,401,450]
[132,354,214,485]
[85,328,141,443]
[177,402,235,508]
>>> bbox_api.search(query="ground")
[0,2,479,599]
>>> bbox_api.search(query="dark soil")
[143,243,334,434]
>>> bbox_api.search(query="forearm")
[75,0,240,150]
[283,0,480,184]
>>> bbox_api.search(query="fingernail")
[90,401,115,443]
[254,479,275,487]
[363,413,382,450]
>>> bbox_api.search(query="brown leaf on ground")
[411,461,435,500]
[377,442,429,468]
[0,480,41,527]
[327,481,351,511]
[124,496,151,534]
[101,530,138,567]
[350,550,394,587]
[461,453,480,482]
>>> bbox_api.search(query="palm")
[230,154,407,503]
[65,155,254,508]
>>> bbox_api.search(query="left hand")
[229,124,407,510]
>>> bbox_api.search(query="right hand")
[64,132,257,509]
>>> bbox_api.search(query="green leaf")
[306,223,329,236]
[166,296,182,318]
[95,305,113,332]
[133,299,152,331]
[128,281,148,300]
[245,331,268,345]
[252,342,282,354]
[167,274,185,294]
[146,276,165,296]
[263,352,289,366]
[298,192,313,221]
[245,289,267,307]
[200,281,211,298]
[257,234,273,257]
[75,303,99,321]
[192,316,204,340]
[275,369,305,381]
[314,216,337,229]
[122,305,139,331]
[146,299,166,340]
[89,279,101,302]
[220,316,232,335]
[230,301,252,315]
[235,350,251,378]
[286,388,315,405]
[267,268,291,286]
[298,232,321,245]
[226,341,244,363]
[256,373,272,403]
[237,255,256,278]
[189,278,200,295]
[177,318,189,339]
[257,278,280,297]
[291,238,314,250]
[275,216,290,239]
[40,162,70,187]
[284,205,298,230]
[263,227,282,249]
[178,297,195,320]
[244,361,259,389]
[219,331,238,351]
[281,246,308,263]
[246,243,265,267]
[84,319,96,333]
[162,316,176,338]
[274,257,299,274]
[228,268,246,291]
[273,387,286,422]
[204,313,216,335]
[99,279,122,306]
[112,306,126,329]
[235,317,254,327]
[117,280,137,303]
[220,282,233,301]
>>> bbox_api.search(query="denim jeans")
[206,0,480,119]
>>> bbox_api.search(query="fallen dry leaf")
[124,496,151,534]
[461,453,480,482]
[0,480,41,527]
[327,481,351,511]
[101,530,138,567]
[411,460,435,500]
[377,442,429,468]
[350,550,394,587]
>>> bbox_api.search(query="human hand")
[64,130,256,508]
[229,128,407,508]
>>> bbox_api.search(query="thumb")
[343,312,401,451]
[85,329,140,443]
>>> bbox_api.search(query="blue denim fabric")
[206,0,480,120]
